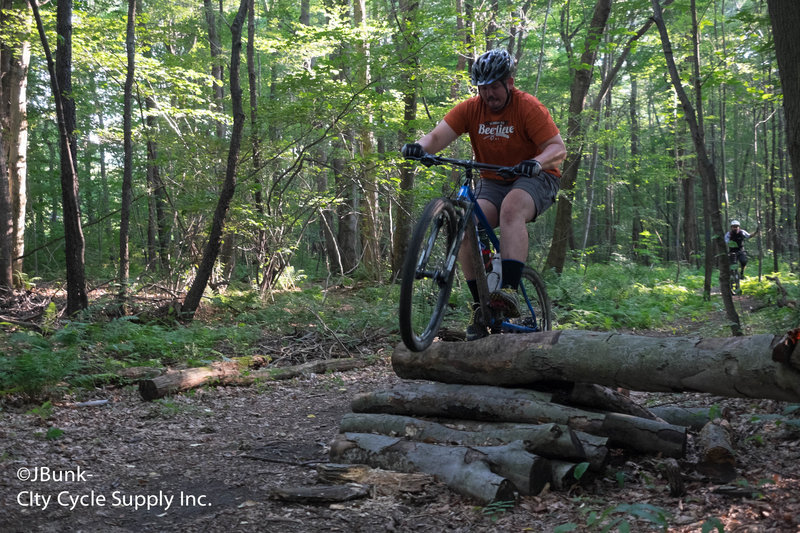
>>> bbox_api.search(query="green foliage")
[0,330,84,399]
[548,262,714,332]
[481,499,515,522]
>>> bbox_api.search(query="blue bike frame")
[455,172,540,333]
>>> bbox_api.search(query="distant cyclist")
[724,220,758,278]
[401,49,565,338]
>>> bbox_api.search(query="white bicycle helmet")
[471,49,516,86]
[730,220,741,226]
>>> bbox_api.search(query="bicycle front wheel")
[399,198,459,352]
[505,266,551,332]
[730,267,741,295]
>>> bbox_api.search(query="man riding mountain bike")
[401,49,566,340]
[724,220,758,278]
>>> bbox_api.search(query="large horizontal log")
[392,330,800,402]
[329,433,518,504]
[339,413,588,463]
[351,382,603,433]
[351,382,685,457]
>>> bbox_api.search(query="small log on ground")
[649,405,729,430]
[392,330,800,402]
[139,362,240,400]
[139,358,368,400]
[696,419,737,483]
[269,483,371,503]
[339,413,589,464]
[351,382,686,457]
[329,432,518,504]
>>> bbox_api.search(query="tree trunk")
[545,0,612,273]
[182,0,248,317]
[391,0,420,276]
[766,1,800,255]
[118,0,136,304]
[0,0,31,284]
[392,330,800,402]
[651,0,740,335]
[354,0,380,282]
[0,128,11,288]
[30,0,88,314]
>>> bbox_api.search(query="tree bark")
[0,128,12,288]
[329,432,521,503]
[766,1,800,255]
[351,382,686,457]
[392,330,800,402]
[339,413,590,463]
[390,0,421,276]
[30,0,88,315]
[1,0,30,285]
[118,0,136,304]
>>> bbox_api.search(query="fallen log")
[552,383,660,421]
[440,419,609,471]
[649,405,729,431]
[329,432,518,504]
[392,330,800,402]
[351,382,686,457]
[269,483,371,503]
[350,382,603,433]
[139,358,368,400]
[549,460,580,491]
[339,413,589,463]
[696,419,737,483]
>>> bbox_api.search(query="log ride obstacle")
[326,328,800,504]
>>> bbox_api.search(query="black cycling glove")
[401,143,426,159]
[514,159,542,178]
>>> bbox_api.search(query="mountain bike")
[728,241,741,295]
[398,154,552,352]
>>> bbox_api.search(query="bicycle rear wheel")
[505,266,551,332]
[398,198,459,352]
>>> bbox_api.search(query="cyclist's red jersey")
[443,88,561,180]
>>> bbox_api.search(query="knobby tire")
[398,198,459,352]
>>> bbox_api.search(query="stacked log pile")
[330,329,800,504]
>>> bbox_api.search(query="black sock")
[467,280,480,302]
[501,259,524,290]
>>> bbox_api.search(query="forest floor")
[3,299,800,532]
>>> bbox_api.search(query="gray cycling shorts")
[474,171,560,222]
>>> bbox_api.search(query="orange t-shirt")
[443,88,561,179]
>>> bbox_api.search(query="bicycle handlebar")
[407,154,519,180]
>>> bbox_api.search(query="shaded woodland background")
[1,0,799,327]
